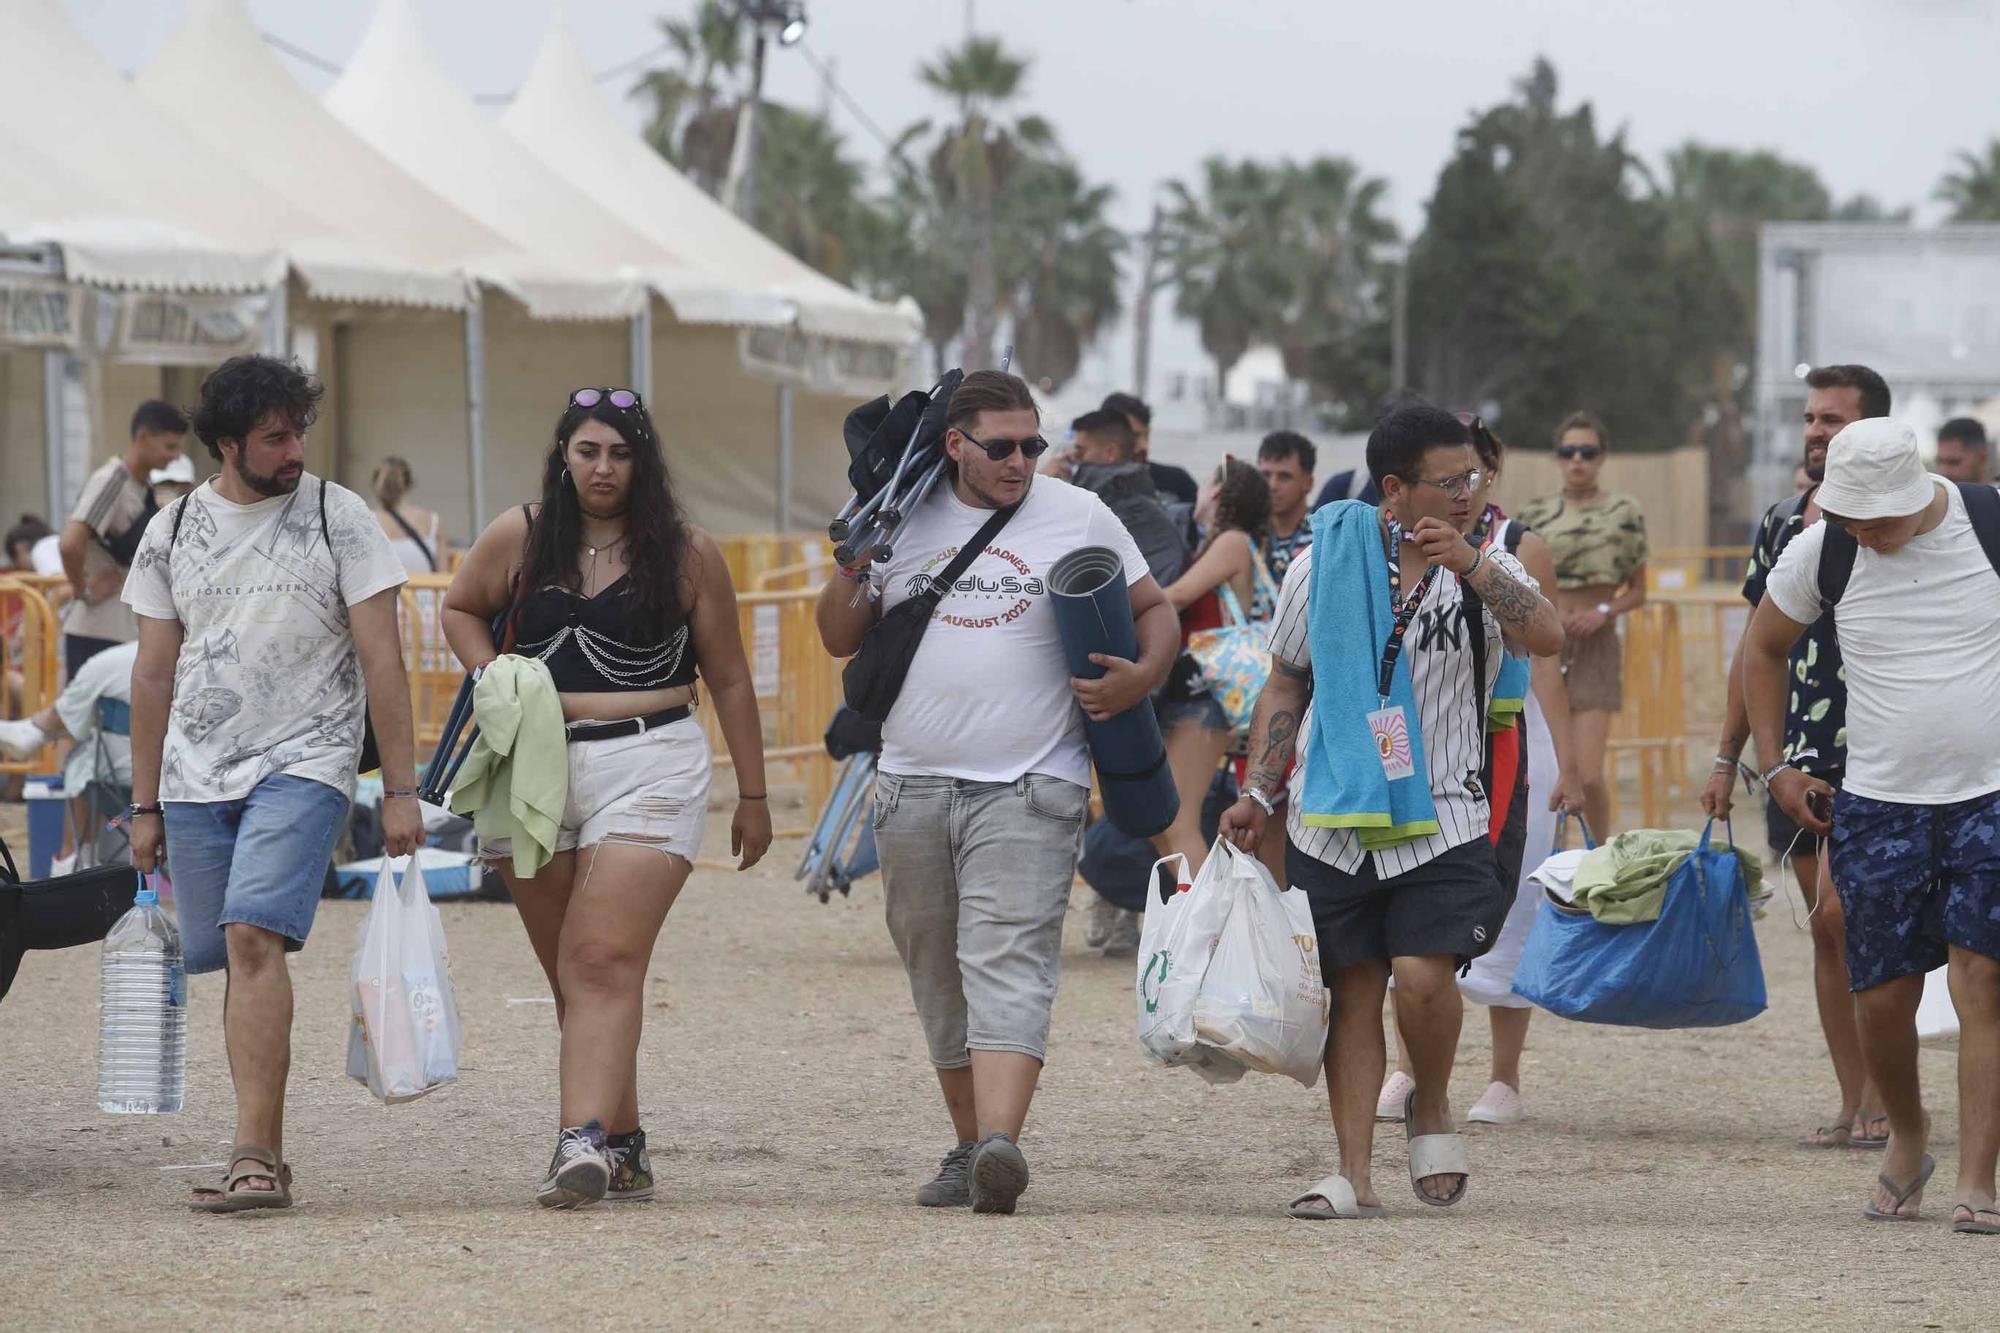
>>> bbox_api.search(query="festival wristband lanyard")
[1378,515,1441,706]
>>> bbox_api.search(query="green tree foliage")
[1163,155,1398,418]
[1937,140,2000,221]
[1004,160,1127,389]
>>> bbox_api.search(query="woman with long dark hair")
[442,387,770,1208]
[1148,458,1273,879]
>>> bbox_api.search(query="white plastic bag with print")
[347,856,462,1103]
[1191,840,1329,1086]
[1135,844,1245,1084]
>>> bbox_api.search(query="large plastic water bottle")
[97,878,186,1114]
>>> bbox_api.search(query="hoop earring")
[562,468,573,487]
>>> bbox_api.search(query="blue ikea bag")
[1512,819,1766,1028]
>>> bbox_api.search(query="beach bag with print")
[347,856,462,1102]
[1184,555,1280,745]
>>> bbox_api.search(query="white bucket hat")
[1815,418,1935,520]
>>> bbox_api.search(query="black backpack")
[167,478,381,773]
[1815,482,2000,609]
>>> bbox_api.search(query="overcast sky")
[67,0,2000,389]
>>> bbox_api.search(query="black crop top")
[513,574,697,693]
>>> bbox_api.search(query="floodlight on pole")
[724,2,809,222]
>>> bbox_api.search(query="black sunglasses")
[1555,445,1602,461]
[571,387,643,410]
[958,428,1051,462]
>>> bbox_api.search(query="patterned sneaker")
[536,1121,610,1209]
[915,1140,976,1208]
[968,1132,1030,1215]
[606,1129,655,1202]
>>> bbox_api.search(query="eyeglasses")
[958,429,1051,462]
[571,387,642,410]
[1555,445,1602,462]
[1404,468,1484,499]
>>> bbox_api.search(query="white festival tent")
[0,0,460,523]
[323,0,895,533]
[132,0,664,540]
[502,13,918,350]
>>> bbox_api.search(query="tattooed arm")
[1219,653,1311,852]
[1466,553,1564,657]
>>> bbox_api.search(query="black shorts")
[63,633,121,683]
[1287,836,1507,977]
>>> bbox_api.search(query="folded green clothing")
[1568,828,1764,925]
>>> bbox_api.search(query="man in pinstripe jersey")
[1222,403,1563,1217]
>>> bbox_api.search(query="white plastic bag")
[1190,841,1328,1086]
[1135,848,1243,1081]
[348,856,462,1103]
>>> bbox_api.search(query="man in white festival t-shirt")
[1747,416,2000,1234]
[815,370,1180,1215]
[124,355,424,1215]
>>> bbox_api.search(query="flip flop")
[1952,1205,2000,1236]
[1851,1113,1891,1149]
[1403,1090,1469,1209]
[1800,1124,1853,1149]
[1287,1174,1384,1220]
[1861,1154,1934,1223]
[189,1146,293,1214]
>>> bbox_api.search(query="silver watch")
[1242,787,1276,817]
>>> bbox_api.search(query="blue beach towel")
[1298,501,1439,849]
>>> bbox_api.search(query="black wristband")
[739,793,768,801]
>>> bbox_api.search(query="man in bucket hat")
[1745,417,2000,1235]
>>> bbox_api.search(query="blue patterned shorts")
[1828,788,2000,991]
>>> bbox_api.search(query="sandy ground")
[1,827,1989,1332]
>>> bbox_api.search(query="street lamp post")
[1380,241,1410,394]
[724,1,808,224]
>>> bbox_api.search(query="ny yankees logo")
[1415,605,1463,652]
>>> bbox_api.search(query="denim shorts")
[873,772,1087,1067]
[164,774,351,974]
[1828,787,2000,991]
[1157,691,1229,733]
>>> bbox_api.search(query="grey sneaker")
[915,1139,976,1207]
[1102,908,1142,959]
[1085,893,1120,949]
[536,1121,610,1209]
[968,1132,1030,1215]
[606,1128,655,1201]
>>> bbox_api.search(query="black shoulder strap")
[1957,482,2000,578]
[168,491,190,549]
[1503,520,1526,555]
[1814,485,1857,612]
[1461,578,1489,723]
[923,503,1018,606]
[319,477,333,551]
[384,504,436,571]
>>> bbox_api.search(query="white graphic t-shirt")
[874,474,1149,787]
[123,475,407,803]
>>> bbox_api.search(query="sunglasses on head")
[1555,445,1602,461]
[570,387,643,410]
[957,428,1051,462]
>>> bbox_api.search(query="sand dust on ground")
[0,849,1986,1331]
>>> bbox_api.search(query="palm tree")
[753,104,868,282]
[1268,157,1399,384]
[1162,158,1294,393]
[1937,141,2000,221]
[914,37,1056,370]
[1005,161,1125,390]
[631,1,743,193]
[851,168,966,378]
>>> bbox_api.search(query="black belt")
[565,705,690,744]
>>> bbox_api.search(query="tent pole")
[627,299,652,404]
[465,292,488,533]
[42,349,66,521]
[776,380,795,533]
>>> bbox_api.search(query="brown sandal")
[189,1146,293,1213]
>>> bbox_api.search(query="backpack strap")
[1461,578,1489,731]
[1503,520,1526,555]
[1816,520,1857,611]
[1956,482,2000,577]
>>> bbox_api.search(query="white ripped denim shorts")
[479,714,713,866]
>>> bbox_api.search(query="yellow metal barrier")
[1646,546,1750,593]
[1603,587,1745,829]
[716,534,834,593]
[0,578,62,776]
